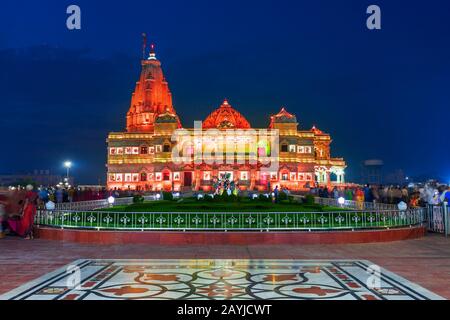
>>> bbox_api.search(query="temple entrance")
[183,172,192,186]
[218,171,233,181]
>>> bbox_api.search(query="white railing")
[35,208,426,231]
[54,195,157,211]
[314,197,398,211]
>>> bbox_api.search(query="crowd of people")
[36,187,110,204]
[0,186,134,239]
[212,175,240,196]
[1,181,450,240]
[308,183,450,208]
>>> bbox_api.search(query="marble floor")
[0,259,443,300]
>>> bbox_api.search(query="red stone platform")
[36,226,426,245]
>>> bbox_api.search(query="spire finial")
[148,43,157,60]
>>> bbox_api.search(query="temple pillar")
[326,171,331,187]
[194,169,200,191]
[250,169,256,190]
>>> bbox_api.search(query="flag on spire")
[142,33,147,59]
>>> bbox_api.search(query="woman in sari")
[8,185,38,239]
[355,188,365,210]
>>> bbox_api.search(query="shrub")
[162,191,173,201]
[304,194,315,205]
[278,192,288,201]
[133,194,144,203]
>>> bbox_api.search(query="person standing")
[68,188,75,203]
[7,185,38,239]
[332,187,339,199]
[56,187,63,204]
[401,186,409,203]
[372,185,380,203]
[38,187,49,209]
[355,188,365,210]
[364,184,373,203]
[273,185,279,203]
[439,186,450,204]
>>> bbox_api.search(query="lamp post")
[64,161,72,181]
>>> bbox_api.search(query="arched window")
[141,172,147,182]
[163,144,171,152]
[281,144,288,152]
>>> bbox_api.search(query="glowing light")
[155,194,161,200]
[338,197,345,205]
[397,201,407,211]
[108,196,115,205]
[64,161,72,168]
[45,201,55,210]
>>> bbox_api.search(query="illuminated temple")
[106,45,346,191]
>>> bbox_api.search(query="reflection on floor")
[0,259,443,300]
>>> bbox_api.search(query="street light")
[64,161,72,180]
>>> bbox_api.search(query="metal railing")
[314,197,398,211]
[54,195,157,211]
[426,203,449,236]
[35,207,426,231]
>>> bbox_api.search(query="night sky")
[1,0,449,184]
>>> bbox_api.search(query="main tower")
[126,43,180,132]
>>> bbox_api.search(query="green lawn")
[100,198,342,213]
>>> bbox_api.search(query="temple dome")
[202,99,251,129]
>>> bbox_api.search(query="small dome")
[269,107,297,128]
[155,110,178,123]
[203,99,251,129]
[311,125,324,134]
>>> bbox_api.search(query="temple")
[106,44,346,191]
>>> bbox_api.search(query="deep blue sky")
[0,0,449,184]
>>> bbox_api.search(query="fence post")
[444,202,449,237]
[426,204,432,231]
